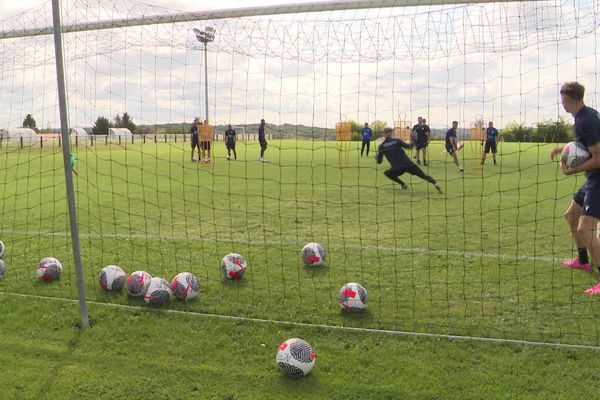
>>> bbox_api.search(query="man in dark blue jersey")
[445,120,464,172]
[481,121,499,165]
[258,119,267,162]
[360,122,372,157]
[376,127,443,193]
[412,116,428,165]
[190,117,199,162]
[549,82,600,294]
[224,124,237,160]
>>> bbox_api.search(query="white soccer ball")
[221,253,248,279]
[143,277,173,307]
[0,259,5,279]
[561,141,591,169]
[126,270,152,297]
[37,257,63,281]
[276,338,316,378]
[300,242,326,267]
[99,265,126,292]
[339,282,368,312]
[0,240,5,258]
[171,272,200,301]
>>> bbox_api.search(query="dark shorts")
[445,144,455,155]
[226,141,236,149]
[415,141,428,150]
[484,141,497,154]
[387,163,423,177]
[200,141,211,151]
[191,135,198,148]
[260,141,267,150]
[573,180,600,219]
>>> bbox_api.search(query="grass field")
[1,138,600,398]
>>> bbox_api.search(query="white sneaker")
[259,156,264,162]
[459,166,464,172]
[191,157,197,162]
[227,156,231,160]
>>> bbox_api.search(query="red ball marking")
[278,342,289,351]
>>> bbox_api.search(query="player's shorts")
[190,135,199,148]
[484,141,497,154]
[260,140,268,150]
[387,163,423,178]
[573,180,600,219]
[445,143,455,155]
[415,141,428,150]
[226,141,236,149]
[200,141,211,151]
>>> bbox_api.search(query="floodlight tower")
[193,26,215,123]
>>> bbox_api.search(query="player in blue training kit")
[224,124,237,160]
[190,118,199,162]
[549,82,600,295]
[360,122,372,157]
[481,121,499,165]
[413,117,430,165]
[445,121,464,172]
[376,127,443,193]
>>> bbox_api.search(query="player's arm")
[375,147,383,164]
[450,135,458,150]
[561,142,600,175]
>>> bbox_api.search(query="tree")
[370,120,387,139]
[113,114,122,127]
[22,114,38,133]
[532,118,573,143]
[120,112,137,133]
[92,116,111,135]
[502,122,533,142]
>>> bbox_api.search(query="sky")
[0,0,599,131]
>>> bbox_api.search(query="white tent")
[70,127,89,136]
[108,128,133,137]
[0,128,38,142]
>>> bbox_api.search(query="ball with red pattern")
[171,272,200,301]
[0,240,5,258]
[221,253,248,279]
[300,242,326,267]
[99,265,126,292]
[143,277,172,307]
[276,338,316,378]
[37,257,63,281]
[126,270,152,297]
[338,282,368,312]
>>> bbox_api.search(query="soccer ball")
[0,259,5,279]
[171,272,200,301]
[276,338,316,378]
[339,282,368,312]
[126,270,152,297]
[99,265,126,292]
[221,253,248,279]
[300,242,326,267]
[0,240,4,258]
[37,257,62,281]
[561,141,591,169]
[143,277,172,307]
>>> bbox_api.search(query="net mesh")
[0,0,599,346]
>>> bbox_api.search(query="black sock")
[578,247,589,264]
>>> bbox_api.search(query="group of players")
[372,115,499,194]
[190,118,268,163]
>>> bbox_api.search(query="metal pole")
[204,42,209,122]
[51,0,89,329]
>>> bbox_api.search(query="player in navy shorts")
[190,118,199,162]
[445,121,464,172]
[376,127,443,193]
[550,82,600,294]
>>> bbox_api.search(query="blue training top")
[574,106,600,180]
[486,127,499,143]
[362,127,372,140]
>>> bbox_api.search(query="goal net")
[0,0,599,347]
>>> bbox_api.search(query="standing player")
[258,119,267,162]
[360,122,372,157]
[413,117,428,165]
[549,81,600,294]
[376,127,443,193]
[199,120,212,163]
[190,117,199,162]
[445,121,464,172]
[481,121,499,165]
[224,124,237,160]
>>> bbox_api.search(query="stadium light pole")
[193,27,215,123]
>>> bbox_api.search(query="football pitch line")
[4,229,560,264]
[1,291,598,351]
